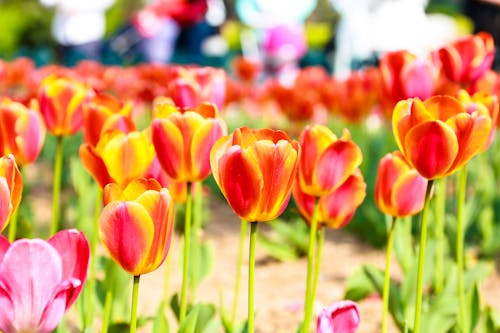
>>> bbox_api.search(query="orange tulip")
[0,98,46,165]
[38,75,93,136]
[457,89,499,150]
[82,92,136,147]
[436,32,495,85]
[99,178,174,275]
[152,98,227,182]
[297,125,362,197]
[80,129,155,188]
[0,155,23,232]
[210,127,300,222]
[375,151,427,217]
[392,95,492,179]
[293,169,366,228]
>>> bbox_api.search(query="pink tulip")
[0,229,89,333]
[317,300,360,333]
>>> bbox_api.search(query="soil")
[23,163,500,333]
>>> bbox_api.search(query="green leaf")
[178,307,199,333]
[178,303,218,333]
[343,266,376,301]
[152,302,170,333]
[108,322,130,333]
[466,283,480,333]
[170,293,181,321]
[257,233,299,262]
[188,240,215,288]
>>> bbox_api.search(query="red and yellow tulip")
[0,98,46,165]
[80,129,155,188]
[297,125,362,197]
[210,127,300,222]
[82,92,136,147]
[0,155,23,232]
[38,75,93,136]
[375,151,428,217]
[152,98,227,182]
[293,169,366,229]
[99,178,174,276]
[392,95,492,179]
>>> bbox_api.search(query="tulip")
[392,95,492,180]
[436,32,495,86]
[379,50,439,104]
[152,98,227,182]
[375,151,428,218]
[99,178,174,276]
[166,66,226,110]
[0,155,22,232]
[82,92,136,147]
[0,98,46,166]
[211,126,300,222]
[210,126,300,333]
[38,75,93,136]
[294,169,366,229]
[0,229,89,333]
[316,300,360,333]
[80,129,155,189]
[298,125,362,197]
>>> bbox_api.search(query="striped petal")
[191,118,226,181]
[79,144,114,188]
[391,170,428,217]
[152,118,185,180]
[0,178,11,232]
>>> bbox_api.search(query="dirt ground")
[25,163,500,333]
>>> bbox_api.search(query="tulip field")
[0,31,500,333]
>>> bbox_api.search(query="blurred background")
[0,0,498,73]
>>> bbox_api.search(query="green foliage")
[257,218,309,262]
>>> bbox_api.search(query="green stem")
[50,136,64,235]
[413,180,434,333]
[101,288,113,333]
[433,178,446,294]
[382,216,397,333]
[456,166,467,332]
[311,227,325,301]
[248,221,258,333]
[130,275,141,333]
[7,207,19,242]
[302,197,320,333]
[85,187,102,329]
[231,219,248,328]
[164,237,172,307]
[190,182,202,300]
[179,182,192,322]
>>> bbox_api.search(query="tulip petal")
[0,239,65,333]
[79,144,114,188]
[317,300,360,333]
[99,201,154,275]
[392,170,428,216]
[191,119,225,181]
[0,178,11,232]
[424,95,464,121]
[14,109,46,165]
[48,229,89,309]
[218,145,263,220]
[404,121,458,179]
[0,235,9,262]
[152,118,185,180]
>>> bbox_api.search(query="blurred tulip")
[297,125,362,197]
[146,158,188,204]
[210,127,300,222]
[457,89,499,150]
[99,178,174,276]
[152,98,227,182]
[231,56,262,85]
[82,92,136,147]
[0,98,46,165]
[0,57,37,104]
[38,75,93,136]
[317,300,360,333]
[436,32,495,85]
[380,50,439,104]
[375,151,428,217]
[293,169,366,229]
[392,95,492,179]
[0,155,22,232]
[0,229,89,333]
[80,129,155,189]
[166,66,226,110]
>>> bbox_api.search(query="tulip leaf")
[188,239,215,289]
[466,283,480,333]
[178,303,219,333]
[257,232,299,262]
[152,302,170,333]
[343,265,375,301]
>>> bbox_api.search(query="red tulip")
[0,155,22,232]
[293,169,366,228]
[210,127,300,222]
[392,95,492,179]
[99,178,175,275]
[38,75,93,136]
[152,99,227,182]
[297,125,362,197]
[375,151,428,217]
[0,229,89,333]
[0,98,46,165]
